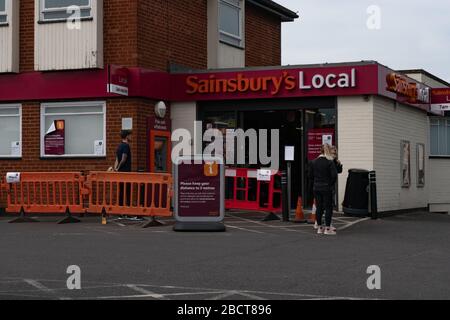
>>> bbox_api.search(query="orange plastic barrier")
[85,172,172,217]
[3,172,86,215]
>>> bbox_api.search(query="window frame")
[0,0,8,26]
[0,104,22,159]
[430,116,450,157]
[39,0,92,23]
[40,101,106,158]
[219,0,244,48]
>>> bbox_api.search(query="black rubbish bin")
[343,169,369,217]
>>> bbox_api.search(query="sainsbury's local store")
[1,61,449,214]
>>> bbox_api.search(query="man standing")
[115,130,132,173]
[308,145,338,236]
[115,130,132,207]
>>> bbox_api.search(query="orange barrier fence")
[0,172,173,225]
[3,172,86,215]
[84,172,172,217]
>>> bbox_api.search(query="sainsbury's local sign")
[171,64,380,101]
[186,69,357,95]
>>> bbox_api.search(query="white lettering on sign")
[299,68,356,90]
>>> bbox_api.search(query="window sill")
[429,156,450,159]
[37,16,94,25]
[0,157,21,160]
[0,23,9,28]
[219,40,245,51]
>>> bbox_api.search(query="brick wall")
[137,0,208,71]
[0,98,160,208]
[104,0,139,67]
[245,2,282,67]
[19,0,34,72]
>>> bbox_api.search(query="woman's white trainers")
[317,227,324,235]
[324,228,337,236]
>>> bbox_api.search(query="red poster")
[307,128,335,161]
[45,120,65,155]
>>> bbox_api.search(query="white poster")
[122,118,133,130]
[6,172,21,184]
[322,134,333,146]
[11,141,21,157]
[94,140,104,156]
[257,169,272,182]
[284,146,295,161]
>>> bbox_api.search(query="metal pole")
[281,171,289,222]
[287,162,292,222]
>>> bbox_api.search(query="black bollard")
[369,171,378,220]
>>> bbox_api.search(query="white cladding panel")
[429,158,450,212]
[34,0,103,71]
[337,96,374,211]
[0,0,19,73]
[373,96,429,212]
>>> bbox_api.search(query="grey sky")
[277,0,450,84]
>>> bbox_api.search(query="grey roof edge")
[170,60,379,74]
[247,0,299,22]
[398,69,450,88]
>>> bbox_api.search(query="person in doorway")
[308,145,338,236]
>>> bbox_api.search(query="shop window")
[219,0,243,47]
[0,0,7,25]
[0,105,21,158]
[430,117,450,156]
[39,0,92,22]
[40,102,106,157]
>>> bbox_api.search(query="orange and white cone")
[294,197,307,223]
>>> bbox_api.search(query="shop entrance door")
[242,110,304,210]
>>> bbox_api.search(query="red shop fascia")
[0,61,444,174]
[0,61,439,107]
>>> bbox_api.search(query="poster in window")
[417,143,425,187]
[307,128,335,161]
[45,120,65,155]
[401,140,411,188]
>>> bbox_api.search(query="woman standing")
[308,145,338,235]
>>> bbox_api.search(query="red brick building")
[0,0,298,208]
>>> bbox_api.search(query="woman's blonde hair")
[321,144,334,161]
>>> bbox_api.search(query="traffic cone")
[294,197,307,223]
[307,199,317,224]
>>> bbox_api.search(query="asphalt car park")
[0,211,449,300]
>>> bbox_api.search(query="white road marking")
[93,291,224,300]
[125,284,165,299]
[226,214,311,235]
[209,290,266,300]
[210,291,238,300]
[1,278,377,301]
[23,279,71,300]
[224,224,267,234]
[235,291,266,300]
[23,279,54,294]
[83,226,120,235]
[338,218,370,231]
